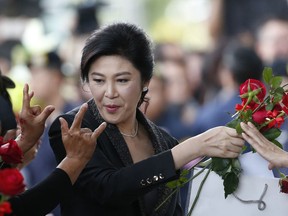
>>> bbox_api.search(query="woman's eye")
[117,79,128,83]
[93,79,104,83]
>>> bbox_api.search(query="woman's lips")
[105,105,120,113]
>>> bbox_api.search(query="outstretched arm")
[172,126,244,170]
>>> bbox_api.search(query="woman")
[49,22,244,216]
[241,122,288,169]
[3,84,106,216]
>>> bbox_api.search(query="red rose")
[280,92,288,114]
[0,168,25,196]
[279,177,288,193]
[239,79,266,106]
[252,108,268,124]
[0,139,23,164]
[0,201,12,216]
[235,101,259,112]
[267,105,285,128]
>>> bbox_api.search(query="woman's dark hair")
[81,22,154,83]
[80,22,154,106]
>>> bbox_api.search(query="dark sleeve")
[79,148,179,207]
[8,168,72,216]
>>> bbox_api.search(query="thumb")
[91,122,107,141]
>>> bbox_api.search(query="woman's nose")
[105,83,118,98]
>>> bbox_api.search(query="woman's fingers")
[225,127,243,138]
[38,105,55,123]
[22,84,34,109]
[91,122,107,141]
[241,122,269,147]
[70,103,88,130]
[22,83,30,109]
[59,117,69,137]
[31,105,42,116]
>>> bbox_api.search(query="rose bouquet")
[212,67,288,198]
[157,67,288,215]
[0,137,25,216]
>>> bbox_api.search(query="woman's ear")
[142,81,150,92]
[142,86,148,92]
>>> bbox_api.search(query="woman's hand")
[58,103,106,184]
[16,84,55,153]
[198,126,244,158]
[172,126,244,170]
[241,122,288,169]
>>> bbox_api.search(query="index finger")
[70,103,88,130]
[22,84,33,110]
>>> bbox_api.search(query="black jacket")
[49,99,182,216]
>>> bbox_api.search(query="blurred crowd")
[1,0,288,215]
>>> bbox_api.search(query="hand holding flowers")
[160,67,288,215]
[212,67,288,198]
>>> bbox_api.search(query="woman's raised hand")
[16,84,55,153]
[60,103,107,163]
[57,103,106,184]
[241,122,288,169]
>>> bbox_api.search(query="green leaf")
[272,139,283,149]
[271,76,283,89]
[235,122,243,134]
[166,169,189,188]
[211,158,231,176]
[166,180,178,188]
[263,67,273,84]
[223,172,239,198]
[226,119,240,129]
[265,103,274,111]
[274,86,284,95]
[231,158,241,171]
[272,89,284,104]
[262,128,281,141]
[241,109,253,122]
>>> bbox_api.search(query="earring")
[143,86,148,92]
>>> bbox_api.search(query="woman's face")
[88,55,144,125]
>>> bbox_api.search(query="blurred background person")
[192,41,263,135]
[152,42,199,141]
[139,66,168,129]
[254,15,288,67]
[184,50,205,105]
